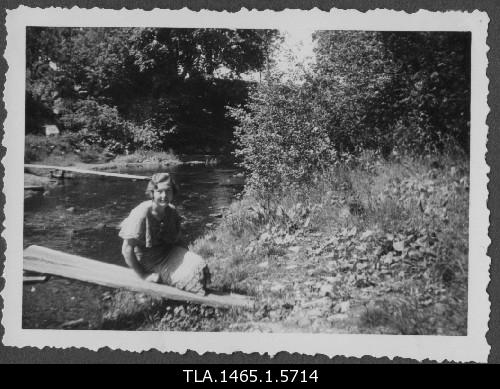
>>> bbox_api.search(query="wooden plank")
[24,185,45,191]
[25,164,150,181]
[23,275,49,283]
[23,245,253,308]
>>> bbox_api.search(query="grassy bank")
[102,153,468,335]
[25,134,181,167]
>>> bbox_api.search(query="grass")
[111,149,180,166]
[184,152,469,335]
[88,151,468,334]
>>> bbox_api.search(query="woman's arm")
[121,239,159,282]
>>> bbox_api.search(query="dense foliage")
[234,31,470,198]
[232,79,336,200]
[313,31,470,154]
[26,27,277,152]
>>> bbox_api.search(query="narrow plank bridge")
[25,164,151,180]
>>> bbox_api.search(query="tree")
[25,27,279,152]
[312,31,470,154]
[130,28,277,80]
[232,75,336,200]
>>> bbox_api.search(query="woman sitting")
[119,172,210,294]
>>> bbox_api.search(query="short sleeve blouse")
[119,201,182,248]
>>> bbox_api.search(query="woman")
[119,172,210,294]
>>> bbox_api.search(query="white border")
[1,7,491,362]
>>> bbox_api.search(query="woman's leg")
[155,246,210,293]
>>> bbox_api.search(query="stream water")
[22,163,244,329]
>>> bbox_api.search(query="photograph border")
[1,4,493,363]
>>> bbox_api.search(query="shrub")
[130,120,164,151]
[231,79,337,202]
[24,133,81,163]
[60,98,133,153]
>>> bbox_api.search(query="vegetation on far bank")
[26,28,279,154]
[24,133,180,167]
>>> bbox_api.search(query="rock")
[257,261,269,269]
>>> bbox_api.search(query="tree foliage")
[232,78,336,200]
[234,31,470,198]
[25,27,278,152]
[313,31,470,154]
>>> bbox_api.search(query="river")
[22,163,244,329]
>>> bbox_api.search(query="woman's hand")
[144,273,160,283]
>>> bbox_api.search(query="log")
[23,245,253,308]
[24,164,150,181]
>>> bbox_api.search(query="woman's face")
[152,182,174,209]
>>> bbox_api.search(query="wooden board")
[25,164,150,181]
[23,275,49,283]
[24,185,45,191]
[24,245,253,308]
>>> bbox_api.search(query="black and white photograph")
[1,8,490,361]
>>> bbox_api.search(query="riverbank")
[101,153,468,335]
[23,137,469,334]
[25,134,188,199]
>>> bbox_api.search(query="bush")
[130,120,164,151]
[232,79,337,202]
[24,133,82,163]
[60,98,133,153]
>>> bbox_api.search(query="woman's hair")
[145,172,179,199]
